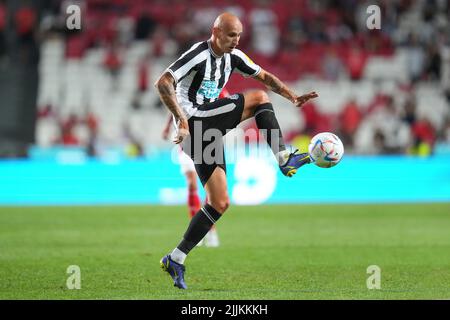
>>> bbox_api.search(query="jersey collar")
[207,40,223,58]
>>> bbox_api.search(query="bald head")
[213,12,242,30]
[211,12,243,55]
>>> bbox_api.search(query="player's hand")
[293,91,318,108]
[173,117,189,144]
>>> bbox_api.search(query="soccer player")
[156,12,318,289]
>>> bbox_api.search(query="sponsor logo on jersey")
[198,80,220,99]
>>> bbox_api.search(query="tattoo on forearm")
[265,73,294,100]
[157,81,183,119]
[266,73,283,92]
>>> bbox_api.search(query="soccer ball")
[308,132,344,168]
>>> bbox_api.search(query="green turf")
[1,203,450,299]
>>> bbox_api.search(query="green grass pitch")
[1,203,450,299]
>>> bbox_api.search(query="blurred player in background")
[156,12,317,289]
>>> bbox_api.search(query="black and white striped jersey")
[166,40,261,118]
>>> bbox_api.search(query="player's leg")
[200,166,229,247]
[161,95,242,289]
[161,166,227,289]
[240,90,311,177]
[203,166,229,214]
[184,170,207,246]
[170,167,227,261]
[181,145,220,247]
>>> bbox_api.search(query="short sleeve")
[231,49,261,78]
[166,41,208,84]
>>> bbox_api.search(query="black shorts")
[181,94,245,186]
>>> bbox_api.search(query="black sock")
[177,204,222,254]
[254,103,286,155]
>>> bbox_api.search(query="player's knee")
[254,90,270,105]
[217,201,230,214]
[211,197,230,214]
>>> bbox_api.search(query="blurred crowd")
[4,0,449,156]
[37,0,449,83]
[288,91,448,156]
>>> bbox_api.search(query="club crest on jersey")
[198,80,220,99]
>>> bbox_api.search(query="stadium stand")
[33,0,450,156]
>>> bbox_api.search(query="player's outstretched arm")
[154,72,189,144]
[254,69,318,108]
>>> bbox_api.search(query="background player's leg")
[170,166,227,264]
[205,226,220,247]
[241,90,290,165]
[179,150,201,219]
[185,171,200,219]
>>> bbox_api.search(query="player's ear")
[212,26,221,38]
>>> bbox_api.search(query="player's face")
[218,23,242,53]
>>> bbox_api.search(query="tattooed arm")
[254,69,318,107]
[154,72,189,144]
